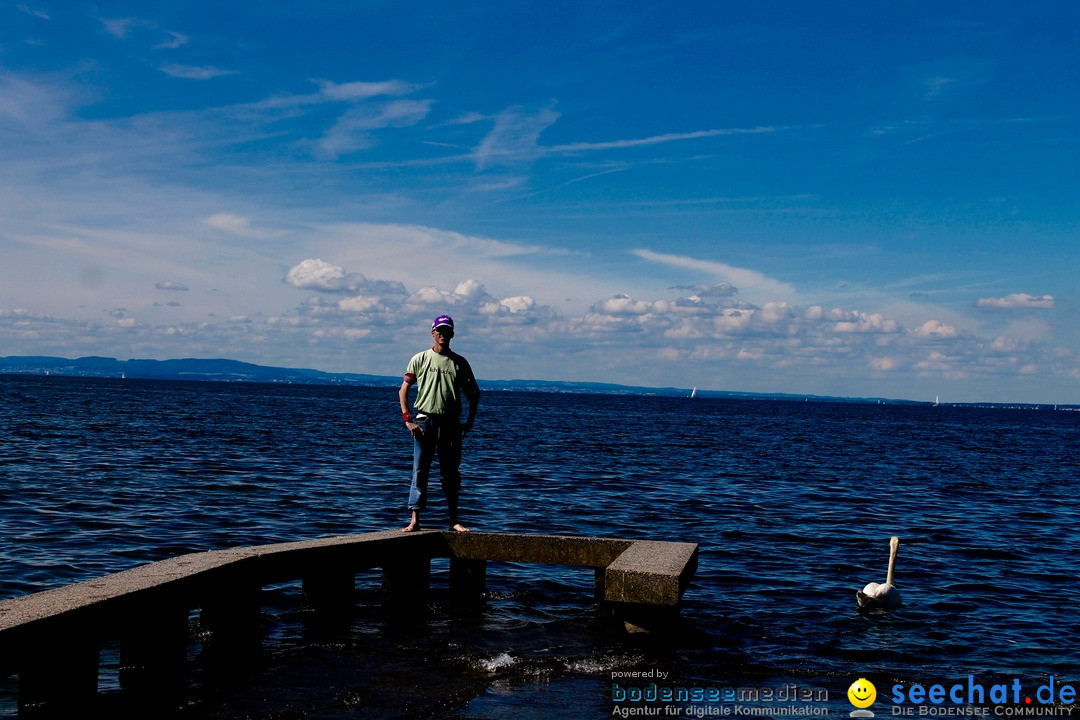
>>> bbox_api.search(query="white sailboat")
[690,387,697,399]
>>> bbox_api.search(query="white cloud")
[832,311,901,334]
[202,213,280,239]
[204,213,252,235]
[491,296,535,314]
[101,17,138,38]
[0,72,76,125]
[411,279,495,309]
[755,301,797,326]
[314,79,419,101]
[338,295,382,313]
[451,279,488,302]
[975,293,1055,310]
[304,222,547,292]
[912,320,961,339]
[0,63,1073,403]
[869,356,900,371]
[671,282,738,297]
[160,64,237,80]
[591,293,654,316]
[284,258,408,297]
[915,351,962,374]
[990,336,1018,352]
[3,264,1077,402]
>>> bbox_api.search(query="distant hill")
[0,354,924,405]
[0,355,393,387]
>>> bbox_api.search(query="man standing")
[398,314,481,533]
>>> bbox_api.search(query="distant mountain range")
[1,355,390,387]
[3,356,1075,409]
[0,354,929,405]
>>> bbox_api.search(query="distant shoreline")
[2,355,1076,410]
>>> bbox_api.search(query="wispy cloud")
[17,4,50,20]
[245,79,423,112]
[671,282,738,297]
[202,213,283,239]
[314,79,420,101]
[631,249,796,299]
[914,58,995,102]
[548,126,777,153]
[473,106,561,170]
[153,31,190,50]
[160,64,237,80]
[0,5,1075,406]
[471,106,781,170]
[0,72,77,125]
[101,17,143,39]
[976,293,1055,310]
[316,99,433,158]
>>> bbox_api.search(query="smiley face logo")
[848,678,877,709]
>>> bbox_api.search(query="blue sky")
[1,1,1077,403]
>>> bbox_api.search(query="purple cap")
[432,314,455,331]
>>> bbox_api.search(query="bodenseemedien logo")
[848,678,878,717]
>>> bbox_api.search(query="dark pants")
[407,414,463,525]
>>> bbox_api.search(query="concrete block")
[603,540,699,606]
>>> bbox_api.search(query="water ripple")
[1,376,1078,714]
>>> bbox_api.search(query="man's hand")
[406,421,423,440]
[460,420,474,437]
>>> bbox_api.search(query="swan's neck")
[886,536,899,586]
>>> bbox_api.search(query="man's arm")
[459,359,480,436]
[462,392,479,436]
[399,378,422,439]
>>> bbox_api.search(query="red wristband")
[403,411,412,423]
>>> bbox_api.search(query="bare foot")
[450,523,470,533]
[401,511,421,533]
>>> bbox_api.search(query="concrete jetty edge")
[0,529,699,714]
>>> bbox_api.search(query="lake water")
[1,375,1077,719]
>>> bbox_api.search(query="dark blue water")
[1,375,1078,718]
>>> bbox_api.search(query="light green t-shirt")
[406,349,480,417]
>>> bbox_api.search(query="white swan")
[856,536,903,609]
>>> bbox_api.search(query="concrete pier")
[0,530,697,716]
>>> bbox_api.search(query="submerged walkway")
[0,529,698,716]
